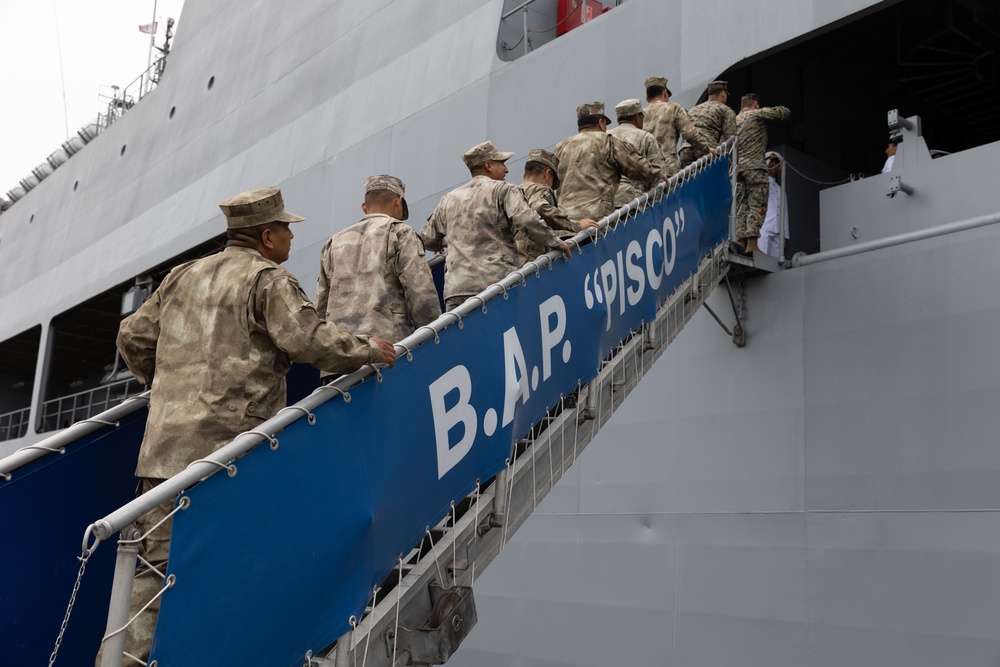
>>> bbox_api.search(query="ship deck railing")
[0,406,30,442]
[38,377,146,434]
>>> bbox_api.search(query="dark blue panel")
[152,161,733,667]
[0,411,145,667]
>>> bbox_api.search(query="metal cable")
[102,574,176,643]
[782,158,863,187]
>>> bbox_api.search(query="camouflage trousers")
[735,168,769,238]
[95,478,173,667]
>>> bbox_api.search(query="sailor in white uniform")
[759,150,788,257]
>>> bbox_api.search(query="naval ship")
[2,0,1000,665]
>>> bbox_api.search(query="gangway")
[0,139,753,667]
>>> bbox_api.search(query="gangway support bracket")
[387,583,477,667]
[702,273,746,348]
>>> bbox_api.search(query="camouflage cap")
[706,80,728,94]
[219,187,304,229]
[576,101,611,122]
[525,148,561,190]
[614,98,644,118]
[462,140,515,170]
[644,76,672,97]
[364,174,409,220]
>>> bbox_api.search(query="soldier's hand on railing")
[560,241,573,259]
[371,337,397,368]
[709,147,718,157]
[578,218,599,231]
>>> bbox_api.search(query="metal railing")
[501,0,601,56]
[38,378,146,434]
[0,407,31,442]
[98,56,166,131]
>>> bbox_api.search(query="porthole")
[169,106,176,119]
[121,145,127,157]
[207,76,215,90]
[73,181,79,191]
[29,214,35,223]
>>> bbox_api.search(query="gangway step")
[726,245,783,276]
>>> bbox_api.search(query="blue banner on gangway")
[151,159,732,666]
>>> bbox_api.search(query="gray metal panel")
[803,222,1000,511]
[807,511,1000,666]
[451,513,808,667]
[821,139,1000,251]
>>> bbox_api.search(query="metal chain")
[48,550,91,666]
[782,159,864,187]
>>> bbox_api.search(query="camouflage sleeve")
[503,184,562,250]
[419,207,446,252]
[722,109,737,141]
[529,188,579,234]
[643,134,667,171]
[116,289,161,385]
[610,135,660,189]
[394,226,443,329]
[314,238,333,320]
[759,106,790,122]
[260,272,380,372]
[676,109,711,153]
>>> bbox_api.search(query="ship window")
[497,0,620,62]
[29,214,34,223]
[207,76,215,90]
[169,106,176,119]
[73,181,79,192]
[38,233,227,432]
[0,325,40,442]
[120,145,127,157]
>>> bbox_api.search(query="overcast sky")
[0,0,185,196]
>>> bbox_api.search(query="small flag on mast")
[139,21,158,34]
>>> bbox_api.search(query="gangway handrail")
[790,210,1000,268]
[87,138,735,549]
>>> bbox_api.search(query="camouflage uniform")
[316,214,440,342]
[679,99,737,167]
[554,132,660,221]
[643,100,711,176]
[420,176,561,308]
[735,105,790,238]
[608,123,666,207]
[108,189,379,666]
[517,181,580,263]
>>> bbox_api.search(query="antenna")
[51,0,70,140]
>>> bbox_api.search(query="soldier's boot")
[731,238,747,254]
[745,237,760,253]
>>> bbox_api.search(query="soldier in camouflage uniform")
[554,101,665,221]
[734,93,791,252]
[608,98,667,207]
[316,175,441,343]
[106,188,396,666]
[420,141,571,310]
[678,80,737,168]
[642,76,713,176]
[516,148,598,264]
